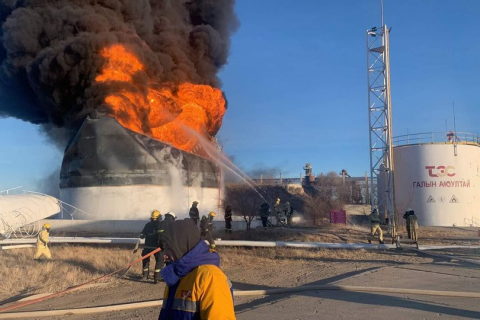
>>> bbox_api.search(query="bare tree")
[303,191,329,225]
[303,171,348,225]
[224,184,264,230]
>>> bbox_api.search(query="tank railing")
[0,186,23,195]
[394,132,480,147]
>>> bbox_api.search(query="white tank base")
[60,185,221,220]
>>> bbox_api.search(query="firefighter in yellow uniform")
[368,208,384,244]
[34,223,52,260]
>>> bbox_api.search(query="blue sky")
[1,0,480,191]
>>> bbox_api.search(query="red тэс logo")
[425,166,456,177]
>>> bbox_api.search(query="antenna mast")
[366,1,396,231]
[453,102,458,156]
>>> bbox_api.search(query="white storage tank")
[393,132,480,226]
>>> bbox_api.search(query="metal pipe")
[2,237,480,252]
[0,244,35,250]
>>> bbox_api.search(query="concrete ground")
[235,262,480,320]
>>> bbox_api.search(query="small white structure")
[393,132,480,226]
[0,193,61,238]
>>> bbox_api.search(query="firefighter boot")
[154,271,161,284]
[142,268,149,280]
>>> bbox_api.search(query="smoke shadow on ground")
[233,267,381,313]
[234,263,480,319]
[308,290,480,319]
[61,259,101,275]
[0,289,41,306]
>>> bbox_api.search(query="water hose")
[116,237,141,279]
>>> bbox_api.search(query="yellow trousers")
[369,224,383,242]
[34,245,52,260]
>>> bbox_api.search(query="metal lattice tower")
[366,2,395,227]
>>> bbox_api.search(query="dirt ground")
[1,225,480,319]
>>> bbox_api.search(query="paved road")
[235,263,480,320]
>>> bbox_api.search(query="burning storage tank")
[393,132,480,226]
[0,1,238,221]
[0,1,238,222]
[60,115,221,220]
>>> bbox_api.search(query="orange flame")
[95,44,226,155]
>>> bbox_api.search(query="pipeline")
[0,247,160,314]
[3,237,480,252]
[2,284,480,319]
[0,244,35,250]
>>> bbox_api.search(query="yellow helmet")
[209,211,216,217]
[151,210,161,219]
[43,223,51,229]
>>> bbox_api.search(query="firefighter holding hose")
[200,211,216,249]
[34,223,52,260]
[140,210,163,284]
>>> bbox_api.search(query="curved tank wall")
[394,143,480,226]
[60,185,220,220]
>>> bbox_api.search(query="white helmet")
[166,211,176,219]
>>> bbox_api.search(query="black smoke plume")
[0,0,238,146]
